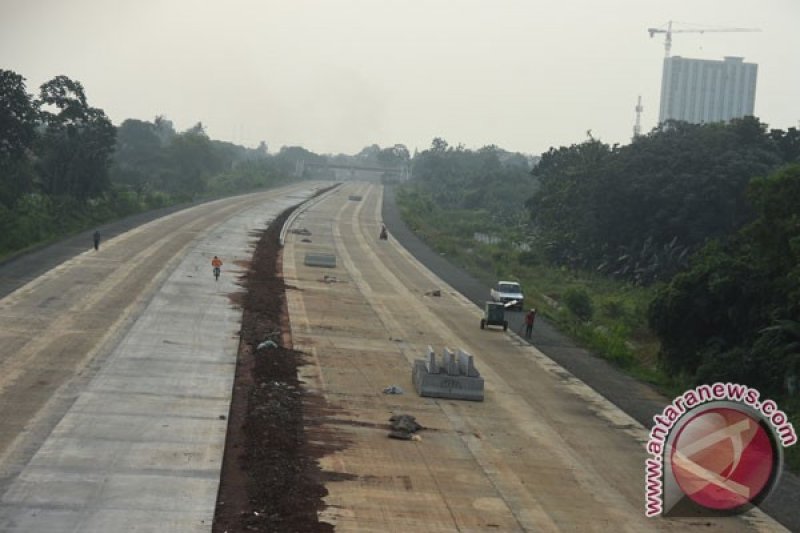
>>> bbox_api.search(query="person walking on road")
[524,308,537,339]
[93,230,101,251]
[211,255,223,281]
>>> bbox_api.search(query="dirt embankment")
[212,203,349,533]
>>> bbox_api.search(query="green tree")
[0,69,39,208]
[355,144,381,164]
[273,145,325,177]
[563,288,594,322]
[112,119,164,192]
[161,129,222,197]
[649,164,800,396]
[408,140,536,227]
[526,118,787,283]
[153,115,176,144]
[377,144,410,167]
[37,76,116,200]
[769,127,800,164]
[526,139,612,268]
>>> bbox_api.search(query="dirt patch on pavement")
[213,202,349,533]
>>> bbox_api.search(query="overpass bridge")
[295,160,411,181]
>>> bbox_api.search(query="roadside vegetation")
[398,122,800,470]
[0,69,316,260]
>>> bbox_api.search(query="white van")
[490,281,524,311]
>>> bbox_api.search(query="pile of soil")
[212,205,347,533]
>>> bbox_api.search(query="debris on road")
[321,274,340,283]
[425,289,441,297]
[256,329,281,350]
[388,414,423,440]
[382,385,404,395]
[290,228,312,236]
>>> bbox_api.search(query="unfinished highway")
[0,180,788,531]
[282,182,783,531]
[0,184,323,531]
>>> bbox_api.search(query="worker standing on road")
[211,255,223,281]
[93,230,101,251]
[524,308,537,339]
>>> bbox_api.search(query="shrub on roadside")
[602,298,626,319]
[563,287,594,321]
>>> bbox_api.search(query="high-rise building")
[658,56,758,124]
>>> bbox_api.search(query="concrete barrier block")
[457,349,480,378]
[414,369,484,401]
[412,347,484,401]
[444,347,458,376]
[303,252,337,268]
[426,346,438,374]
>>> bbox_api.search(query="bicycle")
[211,255,223,281]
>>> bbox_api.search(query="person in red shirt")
[524,308,537,339]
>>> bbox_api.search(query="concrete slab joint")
[412,346,484,401]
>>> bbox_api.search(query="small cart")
[480,301,508,331]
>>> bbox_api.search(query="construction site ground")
[0,180,790,532]
[272,182,781,532]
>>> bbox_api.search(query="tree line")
[648,164,800,398]
[408,137,537,227]
[0,69,314,257]
[527,118,799,285]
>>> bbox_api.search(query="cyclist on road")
[211,255,223,281]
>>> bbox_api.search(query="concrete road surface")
[283,182,784,532]
[0,184,323,532]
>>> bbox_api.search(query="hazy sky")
[2,1,798,156]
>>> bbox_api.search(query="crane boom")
[647,20,761,57]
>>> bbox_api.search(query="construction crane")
[648,20,761,57]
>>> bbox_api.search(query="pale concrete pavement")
[283,182,784,532]
[0,185,323,532]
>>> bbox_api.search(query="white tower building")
[658,56,758,124]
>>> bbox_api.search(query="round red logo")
[670,406,777,511]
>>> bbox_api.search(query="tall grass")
[397,186,669,384]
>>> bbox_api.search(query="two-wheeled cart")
[480,301,508,331]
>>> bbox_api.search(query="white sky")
[2,0,798,155]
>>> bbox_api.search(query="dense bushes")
[649,164,800,398]
[563,287,594,321]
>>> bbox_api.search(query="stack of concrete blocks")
[412,345,484,401]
